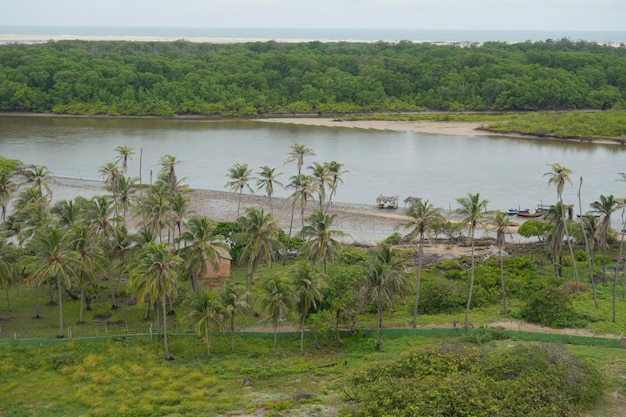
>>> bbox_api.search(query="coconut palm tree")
[364,243,412,348]
[578,177,597,305]
[178,216,229,293]
[128,241,181,361]
[219,280,249,352]
[0,171,17,222]
[135,184,172,242]
[184,289,225,357]
[590,194,620,284]
[68,222,109,323]
[158,154,182,196]
[225,162,254,219]
[544,202,566,276]
[324,161,348,213]
[403,199,443,327]
[291,260,326,352]
[21,226,83,338]
[456,192,489,330]
[299,210,348,275]
[256,165,283,216]
[491,210,512,315]
[168,192,191,246]
[234,207,283,303]
[0,240,15,311]
[114,145,134,175]
[544,163,578,283]
[284,144,315,254]
[308,162,331,212]
[18,164,52,197]
[255,274,293,354]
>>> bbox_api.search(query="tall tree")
[178,216,229,293]
[364,243,412,348]
[183,289,225,357]
[158,154,182,196]
[590,194,619,285]
[324,161,348,213]
[578,177,598,306]
[403,199,443,327]
[544,202,568,278]
[22,226,83,338]
[308,162,331,212]
[291,260,326,352]
[256,165,283,216]
[225,162,253,219]
[0,171,16,222]
[219,280,249,353]
[284,144,315,258]
[456,192,489,330]
[255,274,293,354]
[114,145,134,175]
[234,207,283,303]
[299,210,347,275]
[544,163,579,284]
[128,241,181,361]
[18,164,52,197]
[491,210,512,315]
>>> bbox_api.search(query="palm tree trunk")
[273,319,279,355]
[162,294,173,361]
[499,252,507,315]
[57,278,64,338]
[231,315,236,353]
[283,199,298,264]
[578,179,598,307]
[464,231,475,331]
[376,295,383,350]
[34,281,41,318]
[560,196,579,288]
[300,314,306,352]
[4,286,10,311]
[206,322,211,357]
[412,235,424,328]
[79,288,85,323]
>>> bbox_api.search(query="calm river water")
[0,115,624,215]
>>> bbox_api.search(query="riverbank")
[50,176,521,253]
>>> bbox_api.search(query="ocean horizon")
[1,25,625,44]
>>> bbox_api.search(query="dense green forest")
[0,38,625,116]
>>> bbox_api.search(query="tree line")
[0,38,625,116]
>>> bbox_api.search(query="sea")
[1,26,625,44]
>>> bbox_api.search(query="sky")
[1,0,624,31]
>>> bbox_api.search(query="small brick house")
[200,247,232,287]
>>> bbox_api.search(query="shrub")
[339,246,368,265]
[520,287,586,328]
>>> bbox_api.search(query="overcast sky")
[1,0,623,31]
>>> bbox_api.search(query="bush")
[520,287,586,328]
[339,246,368,265]
[341,342,604,417]
[417,276,466,314]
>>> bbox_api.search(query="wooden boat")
[507,208,530,215]
[516,211,543,218]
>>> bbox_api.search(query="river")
[0,114,624,216]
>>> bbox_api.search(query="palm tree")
[234,207,283,303]
[590,194,620,284]
[135,184,172,242]
[491,210,512,315]
[364,243,412,348]
[255,274,293,354]
[0,171,16,222]
[219,281,249,352]
[0,241,15,311]
[168,192,191,246]
[403,199,443,327]
[225,162,253,219]
[128,241,181,361]
[99,161,120,207]
[22,226,83,338]
[324,161,348,213]
[544,163,578,283]
[184,289,225,357]
[308,162,331,212]
[178,216,229,293]
[114,145,134,175]
[158,154,182,196]
[115,175,136,221]
[456,192,488,330]
[18,164,53,197]
[299,210,348,274]
[256,165,283,216]
[284,144,315,255]
[292,260,326,352]
[544,202,568,278]
[69,222,109,323]
[578,177,598,306]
